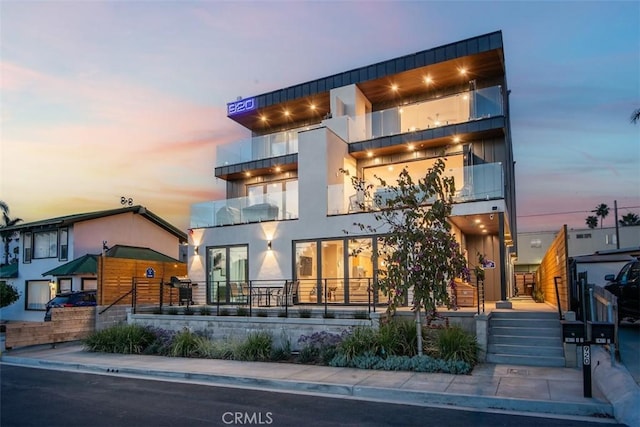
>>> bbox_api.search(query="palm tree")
[0,201,23,265]
[594,203,609,228]
[585,215,598,229]
[619,212,640,226]
[631,108,640,124]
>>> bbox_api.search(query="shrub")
[328,353,472,374]
[337,326,378,362]
[277,310,287,318]
[83,323,155,354]
[236,307,249,317]
[235,332,272,361]
[353,310,369,319]
[183,306,194,315]
[436,326,478,365]
[0,281,20,308]
[167,307,179,315]
[199,306,212,316]
[143,327,176,356]
[298,308,312,318]
[169,329,200,357]
[256,310,268,317]
[218,308,230,316]
[322,311,335,319]
[297,331,345,364]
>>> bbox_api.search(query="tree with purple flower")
[345,158,469,355]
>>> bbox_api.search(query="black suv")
[605,260,640,323]
[44,290,97,321]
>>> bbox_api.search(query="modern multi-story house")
[189,31,517,309]
[0,205,187,322]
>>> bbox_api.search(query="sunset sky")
[1,1,639,233]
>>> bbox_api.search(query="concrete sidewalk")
[0,342,616,422]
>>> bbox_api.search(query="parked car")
[44,290,97,321]
[604,260,640,323]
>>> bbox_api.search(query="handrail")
[99,289,133,315]
[554,276,563,320]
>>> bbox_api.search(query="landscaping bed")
[84,318,478,375]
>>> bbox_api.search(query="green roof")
[42,254,98,277]
[105,245,182,263]
[41,245,183,277]
[0,263,18,278]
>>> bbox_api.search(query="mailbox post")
[562,320,615,398]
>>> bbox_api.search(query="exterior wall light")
[194,245,199,255]
[267,241,272,251]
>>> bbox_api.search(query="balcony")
[190,189,298,228]
[216,86,503,169]
[327,162,504,215]
[215,124,322,168]
[340,85,503,143]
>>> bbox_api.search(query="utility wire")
[519,205,640,218]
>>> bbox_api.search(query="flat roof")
[228,31,505,132]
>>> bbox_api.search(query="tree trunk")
[415,307,423,356]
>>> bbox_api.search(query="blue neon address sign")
[227,97,257,116]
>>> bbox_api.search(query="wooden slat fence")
[4,307,95,349]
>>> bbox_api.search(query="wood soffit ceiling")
[230,50,504,132]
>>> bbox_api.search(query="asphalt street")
[0,365,622,427]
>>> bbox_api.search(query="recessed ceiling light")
[367,151,373,157]
[284,110,290,117]
[391,84,398,91]
[474,219,481,224]
[275,166,281,172]
[424,76,432,84]
[310,104,316,110]
[459,68,467,75]
[453,136,461,143]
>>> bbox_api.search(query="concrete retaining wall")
[129,313,379,350]
[96,305,130,331]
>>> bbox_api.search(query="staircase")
[487,310,565,367]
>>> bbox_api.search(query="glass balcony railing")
[327,162,504,215]
[346,85,503,143]
[216,86,503,168]
[216,124,323,167]
[190,190,298,228]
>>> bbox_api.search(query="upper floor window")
[23,232,32,263]
[59,228,69,261]
[34,230,58,259]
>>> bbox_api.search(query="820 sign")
[227,97,256,116]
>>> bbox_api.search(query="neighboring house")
[0,205,187,322]
[189,31,517,307]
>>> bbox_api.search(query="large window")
[207,245,248,304]
[294,237,386,304]
[26,280,54,311]
[34,230,58,259]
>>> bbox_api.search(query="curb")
[1,354,613,419]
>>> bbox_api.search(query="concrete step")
[490,318,560,328]
[486,353,566,367]
[490,326,562,338]
[488,334,561,347]
[488,343,564,357]
[491,311,560,320]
